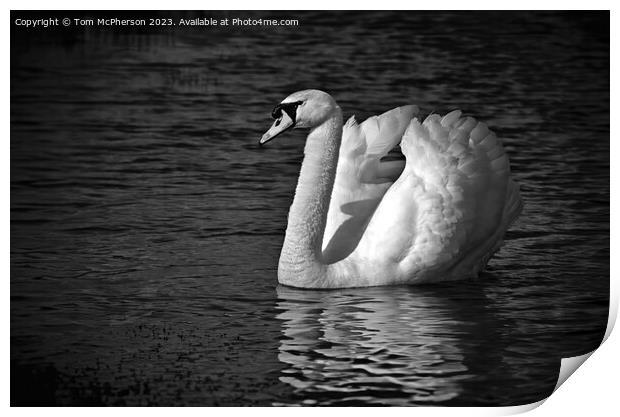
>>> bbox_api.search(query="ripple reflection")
[275,284,495,406]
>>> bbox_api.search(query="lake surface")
[11,11,609,406]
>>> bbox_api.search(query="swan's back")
[333,110,522,286]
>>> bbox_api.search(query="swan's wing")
[353,111,522,284]
[321,105,419,262]
[340,105,419,182]
[361,105,419,158]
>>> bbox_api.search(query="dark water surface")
[11,11,609,406]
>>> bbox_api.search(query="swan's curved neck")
[278,109,342,287]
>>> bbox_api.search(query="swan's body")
[260,90,522,289]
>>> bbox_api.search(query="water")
[11,11,609,406]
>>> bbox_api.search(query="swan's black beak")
[259,111,295,146]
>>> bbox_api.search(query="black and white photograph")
[10,7,611,408]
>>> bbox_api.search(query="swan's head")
[259,89,338,145]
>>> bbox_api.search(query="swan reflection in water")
[275,283,508,406]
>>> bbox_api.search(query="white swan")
[260,90,522,289]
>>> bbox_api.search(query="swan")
[259,90,522,289]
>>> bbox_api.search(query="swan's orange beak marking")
[259,111,295,145]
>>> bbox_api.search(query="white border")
[5,2,617,415]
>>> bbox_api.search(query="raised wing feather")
[321,105,419,263]
[363,105,418,157]
[352,111,522,284]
